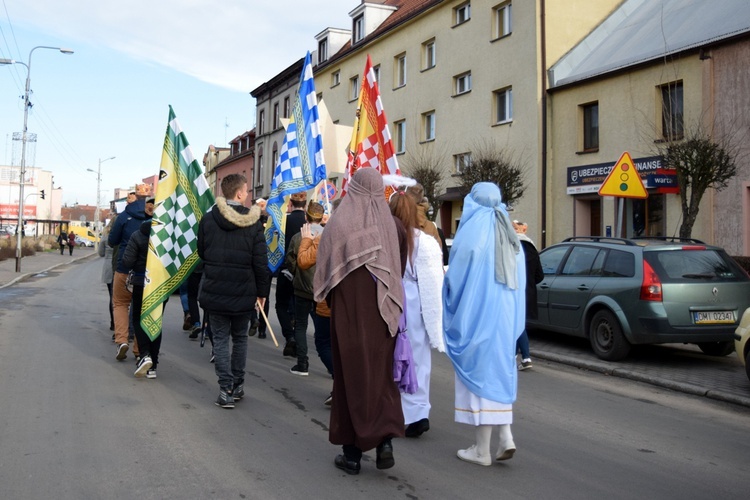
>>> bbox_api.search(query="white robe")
[401,231,445,425]
[454,375,513,426]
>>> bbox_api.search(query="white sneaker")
[134,356,153,378]
[497,425,516,461]
[146,368,157,379]
[457,445,492,466]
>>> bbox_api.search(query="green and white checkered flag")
[141,106,215,340]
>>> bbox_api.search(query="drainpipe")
[540,0,548,248]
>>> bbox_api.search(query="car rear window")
[602,249,635,277]
[644,249,749,283]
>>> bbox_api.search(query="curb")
[533,349,750,408]
[0,252,99,290]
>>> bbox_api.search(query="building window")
[272,143,279,169]
[373,65,381,87]
[350,75,359,101]
[331,70,340,88]
[257,148,264,184]
[493,2,512,39]
[660,81,683,140]
[394,120,406,154]
[422,111,436,141]
[259,110,265,135]
[582,101,599,151]
[494,87,513,123]
[394,53,406,88]
[422,39,436,70]
[454,72,472,95]
[454,2,471,25]
[318,39,328,64]
[273,102,280,130]
[283,97,290,118]
[454,152,472,174]
[353,14,365,43]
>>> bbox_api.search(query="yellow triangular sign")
[598,152,648,199]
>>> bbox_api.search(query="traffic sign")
[319,181,337,200]
[598,152,648,199]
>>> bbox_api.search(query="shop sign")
[567,155,675,194]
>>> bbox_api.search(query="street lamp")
[1,46,74,272]
[87,156,115,241]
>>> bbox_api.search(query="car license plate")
[692,311,736,324]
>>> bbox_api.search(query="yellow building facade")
[312,0,621,240]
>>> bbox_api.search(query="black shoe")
[283,340,297,357]
[182,313,192,331]
[324,392,333,406]
[248,320,258,337]
[376,439,395,470]
[233,383,244,401]
[290,362,309,376]
[405,418,430,438]
[334,455,360,475]
[189,325,200,340]
[258,330,267,339]
[215,389,234,409]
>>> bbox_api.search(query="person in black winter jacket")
[122,219,161,379]
[198,174,269,409]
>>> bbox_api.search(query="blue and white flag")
[265,52,327,272]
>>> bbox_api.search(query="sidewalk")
[0,246,99,289]
[2,248,749,409]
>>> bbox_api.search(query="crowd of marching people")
[98,169,543,474]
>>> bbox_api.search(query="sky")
[0,0,355,206]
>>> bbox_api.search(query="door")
[548,246,603,331]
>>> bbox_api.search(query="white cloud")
[10,0,355,91]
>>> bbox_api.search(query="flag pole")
[257,299,279,347]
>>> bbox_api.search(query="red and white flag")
[340,54,400,198]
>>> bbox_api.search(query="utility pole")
[88,156,114,241]
[1,45,74,272]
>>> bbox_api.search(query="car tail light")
[640,259,662,302]
[681,245,706,251]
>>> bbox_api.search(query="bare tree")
[661,130,738,239]
[400,144,448,221]
[459,140,527,207]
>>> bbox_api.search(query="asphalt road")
[0,257,748,499]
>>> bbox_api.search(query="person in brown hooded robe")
[314,168,407,475]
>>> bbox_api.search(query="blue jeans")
[516,329,530,359]
[179,282,189,313]
[312,313,333,376]
[210,313,252,391]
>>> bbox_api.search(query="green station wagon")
[527,237,750,361]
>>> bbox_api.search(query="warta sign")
[566,155,677,194]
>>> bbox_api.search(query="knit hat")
[306,201,325,221]
[290,191,307,202]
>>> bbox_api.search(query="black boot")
[335,445,362,475]
[334,455,360,475]
[376,439,395,469]
[405,418,430,438]
[283,339,297,357]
